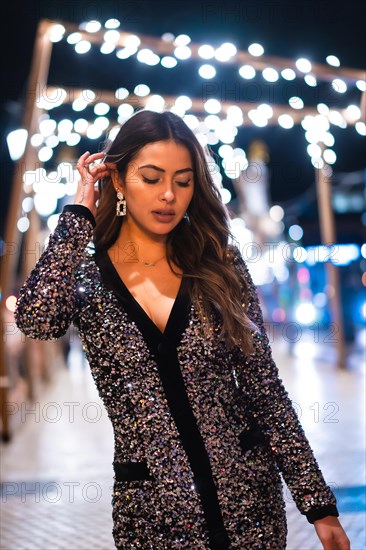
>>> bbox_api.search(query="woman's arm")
[314,516,350,549]
[231,249,349,548]
[15,151,111,340]
[15,206,95,340]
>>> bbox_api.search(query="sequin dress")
[15,206,338,549]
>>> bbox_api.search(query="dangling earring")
[184,212,190,223]
[116,190,126,217]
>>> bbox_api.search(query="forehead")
[134,140,193,167]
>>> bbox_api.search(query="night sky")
[1,0,365,243]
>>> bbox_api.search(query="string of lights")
[5,18,366,254]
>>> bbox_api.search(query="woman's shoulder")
[226,243,256,293]
[226,243,247,268]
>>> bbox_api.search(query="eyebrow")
[138,164,194,175]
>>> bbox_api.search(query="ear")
[110,169,124,193]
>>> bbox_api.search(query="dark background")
[1,0,365,244]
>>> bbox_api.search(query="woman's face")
[114,140,194,240]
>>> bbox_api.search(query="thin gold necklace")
[138,254,166,267]
[116,241,166,267]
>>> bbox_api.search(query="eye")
[176,180,191,187]
[142,176,159,184]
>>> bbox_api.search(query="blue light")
[361,302,366,320]
[333,485,366,513]
[305,244,360,266]
[289,224,303,241]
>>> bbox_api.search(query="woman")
[15,110,349,549]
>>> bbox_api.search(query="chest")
[107,256,182,334]
[128,276,181,333]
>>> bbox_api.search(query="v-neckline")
[95,248,188,341]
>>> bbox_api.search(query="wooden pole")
[0,20,53,440]
[360,90,366,122]
[315,155,346,368]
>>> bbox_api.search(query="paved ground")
[1,328,365,549]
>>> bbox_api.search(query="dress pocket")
[238,426,267,452]
[113,460,153,482]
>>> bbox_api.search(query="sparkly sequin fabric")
[15,207,338,549]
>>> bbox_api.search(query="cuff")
[306,504,339,524]
[62,205,96,228]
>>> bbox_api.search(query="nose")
[160,184,175,203]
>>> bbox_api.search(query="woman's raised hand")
[74,151,112,217]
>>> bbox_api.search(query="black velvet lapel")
[94,249,191,353]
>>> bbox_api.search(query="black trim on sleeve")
[62,205,96,228]
[306,504,339,524]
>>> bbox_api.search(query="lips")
[152,210,175,215]
[152,210,176,223]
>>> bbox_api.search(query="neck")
[115,218,167,260]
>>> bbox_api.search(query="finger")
[87,166,111,180]
[93,171,111,181]
[86,151,105,161]
[76,151,90,166]
[84,152,105,168]
[86,162,103,174]
[77,151,104,174]
[79,151,91,160]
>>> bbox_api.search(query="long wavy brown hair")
[95,109,255,353]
